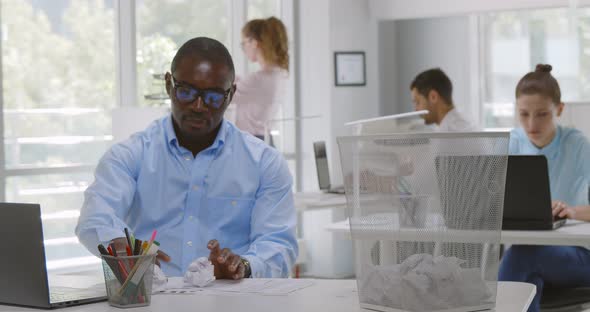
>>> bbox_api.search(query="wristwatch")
[240,257,252,278]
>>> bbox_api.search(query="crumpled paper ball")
[183,257,216,287]
[152,264,169,293]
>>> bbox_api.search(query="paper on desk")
[254,279,315,295]
[210,279,315,295]
[158,278,314,296]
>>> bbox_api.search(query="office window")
[481,7,590,129]
[0,0,296,272]
[1,0,116,269]
[245,0,297,188]
[248,0,281,20]
[244,0,283,75]
[136,0,231,107]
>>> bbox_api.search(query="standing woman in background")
[498,64,590,312]
[233,16,289,141]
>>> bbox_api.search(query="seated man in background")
[76,37,297,280]
[410,68,477,132]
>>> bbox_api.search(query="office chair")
[540,287,590,312]
[539,188,590,312]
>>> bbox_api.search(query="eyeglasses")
[171,77,231,109]
[240,38,252,50]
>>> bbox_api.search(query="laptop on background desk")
[313,141,345,194]
[435,155,565,231]
[0,203,106,309]
[503,155,566,230]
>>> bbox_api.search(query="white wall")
[379,21,399,114]
[328,0,380,184]
[369,0,590,20]
[298,0,332,192]
[379,16,480,127]
[297,0,379,278]
[298,0,380,188]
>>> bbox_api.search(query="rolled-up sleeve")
[242,151,298,278]
[75,142,140,255]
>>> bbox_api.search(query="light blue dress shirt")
[76,116,298,278]
[509,126,590,206]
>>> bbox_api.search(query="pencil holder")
[101,254,156,308]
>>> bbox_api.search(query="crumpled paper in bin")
[360,254,491,311]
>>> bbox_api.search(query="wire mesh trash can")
[337,132,509,312]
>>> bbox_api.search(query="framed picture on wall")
[334,51,366,86]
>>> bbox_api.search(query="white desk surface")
[294,191,346,212]
[326,219,590,246]
[0,279,535,312]
[501,220,590,246]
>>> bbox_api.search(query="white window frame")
[477,5,590,131]
[0,0,298,271]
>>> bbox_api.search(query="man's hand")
[207,239,245,280]
[109,237,171,266]
[552,200,576,220]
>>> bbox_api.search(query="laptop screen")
[313,141,331,190]
[0,203,52,308]
[503,155,553,222]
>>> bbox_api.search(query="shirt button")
[192,185,199,191]
[188,215,194,221]
[231,200,237,206]
[184,156,191,161]
[187,241,193,247]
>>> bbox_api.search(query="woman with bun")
[233,17,289,141]
[498,64,590,312]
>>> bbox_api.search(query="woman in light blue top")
[499,64,590,312]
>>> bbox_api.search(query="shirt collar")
[164,115,178,147]
[165,115,229,152]
[540,125,561,159]
[440,107,456,124]
[523,125,561,159]
[209,119,229,151]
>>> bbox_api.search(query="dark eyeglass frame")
[170,76,231,109]
[240,37,253,50]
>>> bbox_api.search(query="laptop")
[313,141,345,194]
[503,155,566,230]
[0,203,107,308]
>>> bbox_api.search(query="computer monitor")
[345,110,429,135]
[313,141,331,190]
[313,141,344,194]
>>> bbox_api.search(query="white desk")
[326,219,590,247]
[501,220,590,246]
[294,191,347,212]
[0,279,535,312]
[294,192,352,277]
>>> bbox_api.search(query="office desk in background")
[501,220,590,246]
[325,219,590,247]
[294,191,347,212]
[293,192,352,278]
[0,279,535,312]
